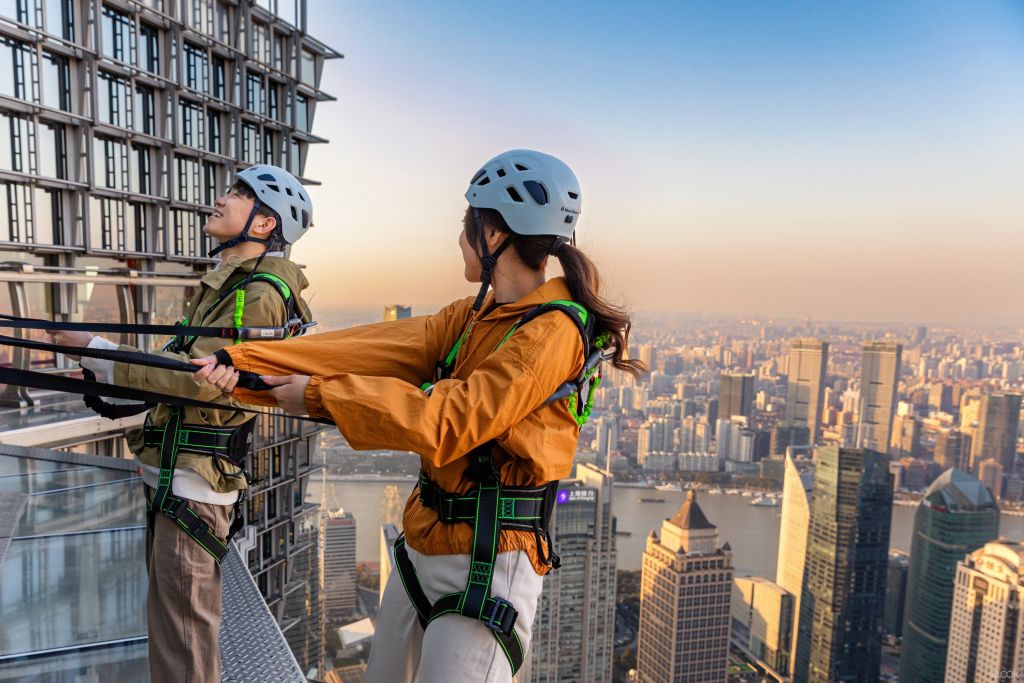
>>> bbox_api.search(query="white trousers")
[365,545,544,683]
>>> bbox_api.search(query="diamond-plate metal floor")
[221,546,306,682]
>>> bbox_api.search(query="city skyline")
[289,0,1024,326]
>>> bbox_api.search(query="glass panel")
[15,479,143,536]
[0,454,82,477]
[0,468,134,494]
[0,640,149,682]
[0,530,146,657]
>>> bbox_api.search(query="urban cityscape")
[0,1,1020,683]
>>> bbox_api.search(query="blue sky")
[294,1,1024,325]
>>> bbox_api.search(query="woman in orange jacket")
[193,149,643,682]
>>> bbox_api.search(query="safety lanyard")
[0,313,312,341]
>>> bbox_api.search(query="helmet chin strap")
[208,201,275,258]
[471,208,511,312]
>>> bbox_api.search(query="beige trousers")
[366,544,544,683]
[144,485,232,683]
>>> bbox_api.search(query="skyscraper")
[731,577,795,677]
[945,541,1024,683]
[526,464,617,683]
[379,523,400,608]
[971,392,1022,474]
[935,429,971,471]
[0,0,340,672]
[884,551,909,638]
[785,339,829,444]
[324,510,358,622]
[776,453,812,677]
[637,490,733,683]
[793,446,893,683]
[977,458,1005,500]
[856,341,903,453]
[900,469,999,683]
[718,371,755,422]
[890,413,921,459]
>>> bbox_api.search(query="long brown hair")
[464,207,645,376]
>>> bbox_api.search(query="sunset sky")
[291,1,1024,326]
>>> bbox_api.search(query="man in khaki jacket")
[52,164,314,683]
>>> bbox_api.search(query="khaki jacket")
[114,255,310,493]
[227,277,585,574]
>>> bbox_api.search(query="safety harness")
[395,299,609,675]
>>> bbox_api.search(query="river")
[308,479,1024,578]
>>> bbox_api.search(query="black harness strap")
[0,312,302,340]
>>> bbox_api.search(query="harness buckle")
[161,496,186,520]
[483,597,517,635]
[438,495,457,524]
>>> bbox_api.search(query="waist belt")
[143,422,248,462]
[417,471,556,533]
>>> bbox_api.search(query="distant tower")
[884,551,909,638]
[971,392,1022,474]
[731,577,795,677]
[900,469,999,683]
[776,454,812,677]
[382,304,412,321]
[379,523,400,608]
[793,446,892,683]
[785,339,829,444]
[637,490,733,683]
[856,342,903,453]
[719,371,755,421]
[977,459,1005,500]
[323,510,357,622]
[526,464,616,683]
[945,542,1024,682]
[935,429,971,471]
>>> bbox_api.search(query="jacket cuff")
[304,375,327,417]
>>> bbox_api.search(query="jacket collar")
[474,277,574,322]
[200,254,273,291]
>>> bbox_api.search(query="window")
[135,86,155,135]
[215,2,231,43]
[132,145,151,195]
[89,196,126,250]
[176,156,200,204]
[0,37,36,101]
[38,122,67,179]
[202,161,219,205]
[246,73,264,114]
[34,187,61,244]
[93,137,128,191]
[253,22,270,64]
[211,57,227,100]
[295,94,308,132]
[242,123,259,164]
[289,139,301,176]
[101,6,135,63]
[129,202,148,252]
[0,113,32,173]
[44,0,75,41]
[273,34,287,71]
[262,130,277,165]
[0,182,33,242]
[139,24,159,74]
[41,51,71,111]
[190,0,213,35]
[98,71,132,128]
[178,100,203,148]
[205,110,221,153]
[267,81,280,120]
[171,208,199,256]
[300,49,316,86]
[183,43,209,92]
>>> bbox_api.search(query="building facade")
[900,469,1000,683]
[972,392,1022,474]
[637,490,733,683]
[525,463,617,683]
[324,510,357,622]
[0,0,340,671]
[945,542,1024,683]
[731,577,794,678]
[793,446,893,683]
[718,371,754,422]
[775,453,811,677]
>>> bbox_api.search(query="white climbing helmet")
[236,164,313,245]
[464,150,582,240]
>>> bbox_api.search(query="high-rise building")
[929,383,954,414]
[379,523,400,607]
[0,0,340,671]
[637,490,733,683]
[776,453,812,677]
[382,305,412,321]
[945,541,1024,683]
[977,458,1005,500]
[785,339,829,444]
[718,371,755,422]
[526,464,616,683]
[884,551,909,638]
[935,429,971,471]
[324,510,358,622]
[900,469,999,683]
[972,392,1022,474]
[890,413,921,459]
[856,342,903,453]
[731,577,794,678]
[793,446,893,683]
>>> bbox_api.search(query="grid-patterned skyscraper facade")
[972,392,1022,474]
[785,338,828,444]
[0,0,340,672]
[856,341,902,453]
[718,371,754,422]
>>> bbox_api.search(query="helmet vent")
[506,186,524,203]
[496,167,507,178]
[284,186,294,196]
[523,180,548,205]
[514,163,528,171]
[301,210,310,229]
[265,183,280,193]
[257,173,276,182]
[470,169,486,184]
[477,176,491,186]
[290,206,298,221]
[568,191,579,200]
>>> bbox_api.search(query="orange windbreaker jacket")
[226,277,585,575]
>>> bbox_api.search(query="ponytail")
[464,207,646,377]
